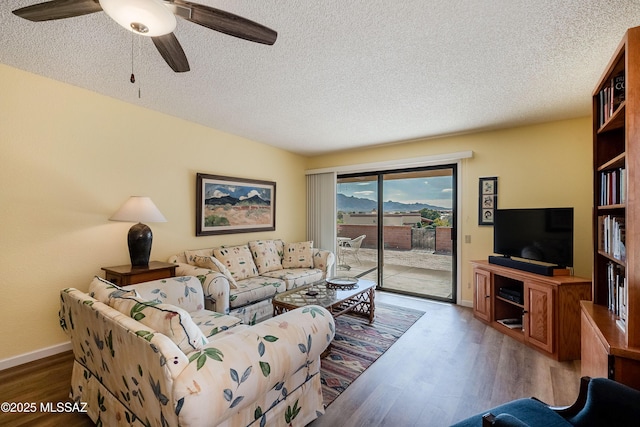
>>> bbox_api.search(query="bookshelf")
[581,26,640,389]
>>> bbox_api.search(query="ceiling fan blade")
[12,0,102,22]
[152,33,190,73]
[169,0,277,45]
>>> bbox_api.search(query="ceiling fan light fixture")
[99,0,176,37]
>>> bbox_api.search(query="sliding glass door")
[336,174,379,282]
[337,165,456,302]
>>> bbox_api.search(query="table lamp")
[109,196,167,267]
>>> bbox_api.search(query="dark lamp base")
[128,222,152,267]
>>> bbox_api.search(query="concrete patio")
[337,247,454,300]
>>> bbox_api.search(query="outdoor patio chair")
[342,235,366,266]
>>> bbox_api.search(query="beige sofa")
[60,275,335,426]
[168,240,334,324]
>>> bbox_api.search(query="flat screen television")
[493,207,574,268]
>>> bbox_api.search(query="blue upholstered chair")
[450,377,640,427]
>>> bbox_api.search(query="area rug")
[320,302,425,406]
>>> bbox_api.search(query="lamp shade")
[99,0,177,37]
[109,196,167,223]
[110,197,166,267]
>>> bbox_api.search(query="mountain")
[205,195,269,206]
[337,193,447,213]
[238,195,270,206]
[205,195,238,206]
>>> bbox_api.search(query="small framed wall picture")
[479,176,498,225]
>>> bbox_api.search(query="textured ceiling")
[2,1,640,155]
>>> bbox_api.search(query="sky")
[205,182,272,201]
[338,175,453,209]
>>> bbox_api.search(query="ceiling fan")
[12,0,278,73]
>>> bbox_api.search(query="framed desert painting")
[196,173,276,236]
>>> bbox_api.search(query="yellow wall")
[0,62,593,363]
[306,117,593,302]
[0,64,307,360]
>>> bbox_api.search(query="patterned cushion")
[312,249,330,270]
[189,310,242,338]
[192,255,238,289]
[248,240,283,274]
[260,268,324,289]
[88,276,138,304]
[184,248,215,264]
[273,239,285,255]
[282,241,314,269]
[229,276,286,308]
[228,300,274,325]
[125,276,206,312]
[110,295,207,354]
[213,245,259,280]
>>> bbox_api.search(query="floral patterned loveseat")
[60,276,335,427]
[167,240,334,324]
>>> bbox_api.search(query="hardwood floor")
[310,292,581,427]
[0,350,93,427]
[0,291,581,427]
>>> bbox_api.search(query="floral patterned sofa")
[167,240,334,324]
[60,276,335,427]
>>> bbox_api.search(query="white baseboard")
[458,299,473,308]
[0,342,72,371]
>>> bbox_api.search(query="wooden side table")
[102,261,177,286]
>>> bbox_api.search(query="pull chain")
[130,31,135,84]
[138,35,141,98]
[130,32,141,98]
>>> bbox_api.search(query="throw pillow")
[213,245,259,281]
[184,248,215,265]
[111,295,207,354]
[248,240,283,274]
[88,276,138,304]
[273,239,285,255]
[282,241,314,269]
[192,255,238,289]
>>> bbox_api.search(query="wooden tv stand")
[472,260,591,361]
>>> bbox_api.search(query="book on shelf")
[599,215,626,261]
[614,72,626,107]
[617,276,627,332]
[598,72,625,127]
[600,168,626,206]
[606,261,627,327]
